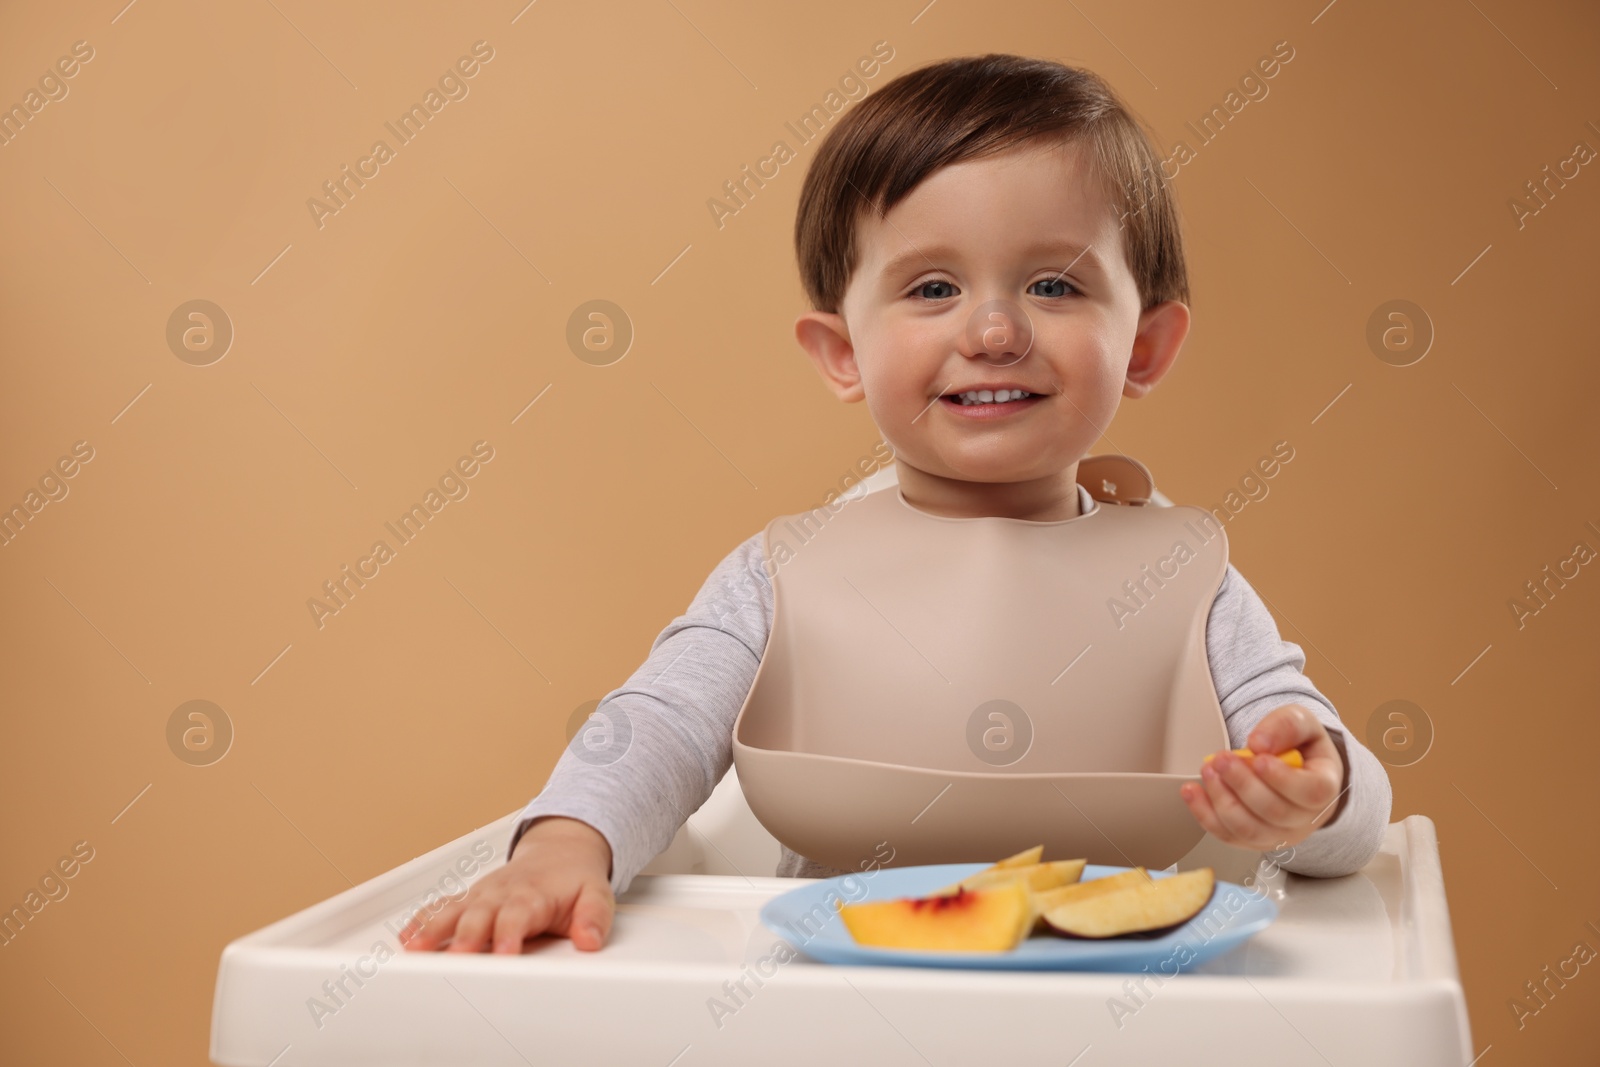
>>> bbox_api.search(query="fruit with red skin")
[1041,868,1216,938]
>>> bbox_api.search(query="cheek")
[1057,332,1126,403]
[858,321,942,399]
[854,354,895,402]
[858,374,917,431]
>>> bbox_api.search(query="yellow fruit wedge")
[1041,868,1217,939]
[993,845,1044,869]
[937,858,1087,895]
[924,850,1089,929]
[837,880,1033,952]
[1204,747,1303,768]
[1031,868,1154,913]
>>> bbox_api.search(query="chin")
[941,463,1045,485]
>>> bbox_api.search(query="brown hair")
[794,53,1187,315]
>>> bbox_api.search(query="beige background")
[2,0,1597,1063]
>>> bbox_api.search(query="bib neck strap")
[1077,454,1156,506]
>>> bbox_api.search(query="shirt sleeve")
[509,530,774,897]
[1205,562,1393,876]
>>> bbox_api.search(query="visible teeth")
[954,389,1032,405]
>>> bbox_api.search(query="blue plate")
[759,863,1276,972]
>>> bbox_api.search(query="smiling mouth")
[944,387,1039,405]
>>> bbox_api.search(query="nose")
[963,298,1035,368]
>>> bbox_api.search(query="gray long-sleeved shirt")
[512,484,1393,894]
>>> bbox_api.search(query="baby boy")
[402,52,1392,955]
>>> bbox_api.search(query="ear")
[795,311,865,402]
[1123,300,1190,400]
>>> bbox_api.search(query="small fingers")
[1195,762,1283,850]
[446,896,507,953]
[568,884,616,952]
[400,895,472,952]
[397,909,425,946]
[489,891,556,955]
[1180,781,1228,840]
[1182,778,1272,850]
[1249,747,1342,814]
[1212,752,1303,831]
[1246,703,1321,754]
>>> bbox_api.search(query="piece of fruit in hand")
[837,880,1033,952]
[1041,868,1216,939]
[1204,747,1303,768]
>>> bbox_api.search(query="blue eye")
[908,277,1076,301]
[1031,277,1076,298]
[912,280,956,300]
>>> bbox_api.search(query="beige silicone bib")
[731,455,1231,872]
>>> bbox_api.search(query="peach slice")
[1041,868,1216,939]
[1204,747,1303,768]
[837,880,1033,952]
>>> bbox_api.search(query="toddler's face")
[799,138,1188,515]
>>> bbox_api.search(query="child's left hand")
[1180,703,1345,851]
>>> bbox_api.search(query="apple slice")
[1031,867,1153,913]
[941,858,1087,894]
[926,844,1047,896]
[1042,868,1216,939]
[994,845,1044,869]
[837,880,1033,952]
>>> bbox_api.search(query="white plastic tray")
[211,812,1472,1066]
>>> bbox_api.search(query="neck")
[894,461,1083,521]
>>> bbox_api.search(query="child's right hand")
[398,816,616,954]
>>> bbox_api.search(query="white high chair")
[210,463,1476,1066]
